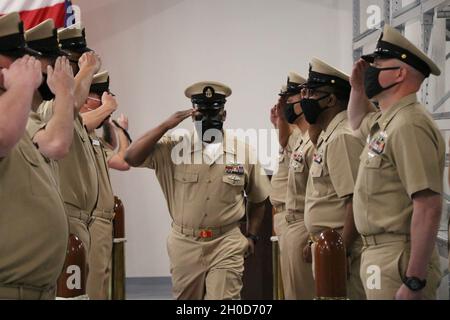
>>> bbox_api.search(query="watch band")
[112,120,133,144]
[403,276,427,291]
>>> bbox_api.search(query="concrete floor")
[126,277,172,300]
[125,276,449,300]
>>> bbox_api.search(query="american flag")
[0,0,75,29]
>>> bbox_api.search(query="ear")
[326,94,336,108]
[397,67,407,83]
[222,110,227,122]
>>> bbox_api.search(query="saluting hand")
[117,114,129,130]
[47,56,75,97]
[163,109,194,130]
[350,59,369,92]
[270,105,278,128]
[78,51,102,74]
[2,55,42,91]
[275,97,287,121]
[101,92,118,114]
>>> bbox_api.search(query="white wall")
[76,0,353,277]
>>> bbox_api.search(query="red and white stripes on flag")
[0,0,73,29]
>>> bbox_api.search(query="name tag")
[92,139,101,147]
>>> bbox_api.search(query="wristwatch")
[246,234,260,244]
[403,276,426,291]
[112,120,133,144]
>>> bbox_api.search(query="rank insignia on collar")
[225,164,244,175]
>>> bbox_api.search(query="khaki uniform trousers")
[86,216,114,300]
[274,211,315,300]
[66,206,92,255]
[0,285,56,300]
[359,234,441,300]
[167,225,248,300]
[311,232,366,300]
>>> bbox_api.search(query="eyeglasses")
[87,96,101,102]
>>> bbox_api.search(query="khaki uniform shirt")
[286,130,315,213]
[270,128,301,207]
[89,132,115,216]
[141,132,271,229]
[353,94,445,235]
[0,132,68,288]
[305,111,364,234]
[37,102,99,216]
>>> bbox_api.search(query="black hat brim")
[361,52,396,63]
[69,46,93,54]
[0,46,43,58]
[40,49,71,59]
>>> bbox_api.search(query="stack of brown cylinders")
[111,196,126,300]
[56,234,87,298]
[314,228,347,300]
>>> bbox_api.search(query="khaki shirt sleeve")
[245,162,271,204]
[37,100,54,123]
[390,123,444,197]
[140,135,179,171]
[353,111,380,142]
[26,111,47,139]
[286,128,301,153]
[327,133,363,198]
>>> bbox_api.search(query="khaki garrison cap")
[0,12,42,57]
[361,24,440,77]
[25,19,68,57]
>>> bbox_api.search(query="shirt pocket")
[361,153,383,194]
[310,163,330,197]
[174,171,199,202]
[221,174,245,203]
[363,155,382,169]
[292,161,305,173]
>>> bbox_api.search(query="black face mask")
[364,66,401,99]
[194,108,225,143]
[38,74,55,101]
[300,94,331,125]
[284,101,303,124]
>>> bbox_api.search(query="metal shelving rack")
[353,0,449,298]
